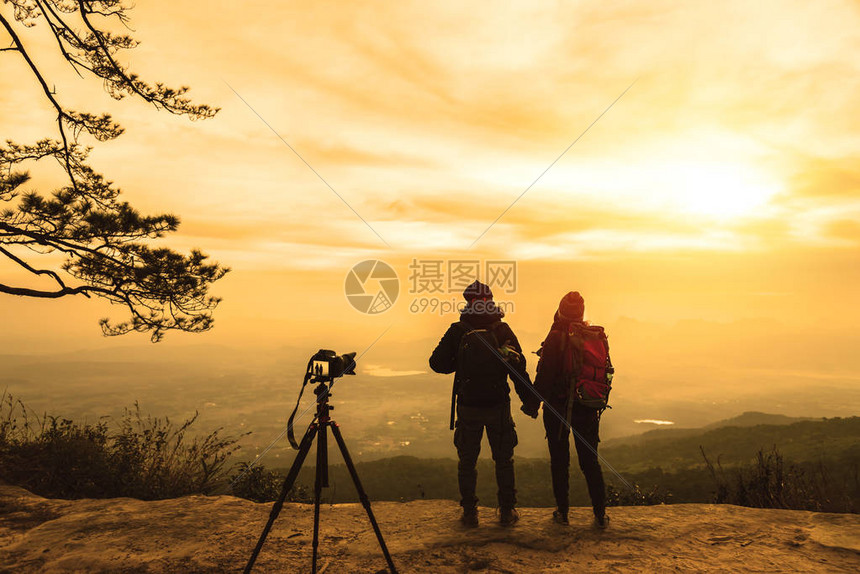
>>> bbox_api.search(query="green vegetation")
[0,393,239,500]
[600,417,860,472]
[256,417,859,513]
[229,462,310,503]
[703,446,858,513]
[2,394,856,514]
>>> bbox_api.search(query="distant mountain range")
[275,415,859,508]
[703,411,815,428]
[600,414,857,474]
[604,411,818,448]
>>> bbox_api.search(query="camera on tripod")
[245,346,398,574]
[309,349,357,380]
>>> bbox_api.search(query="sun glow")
[558,156,786,222]
[653,160,783,220]
[490,145,785,225]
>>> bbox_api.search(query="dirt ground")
[1,484,858,573]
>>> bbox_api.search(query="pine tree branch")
[0,281,107,299]
[34,0,91,77]
[38,0,89,47]
[77,2,172,112]
[1,2,226,341]
[0,11,79,193]
[0,221,126,268]
[0,245,68,290]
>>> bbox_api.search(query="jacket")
[429,304,533,407]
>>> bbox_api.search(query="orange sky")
[1,0,859,358]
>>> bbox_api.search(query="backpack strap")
[449,383,457,430]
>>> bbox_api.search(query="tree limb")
[0,220,127,269]
[0,245,67,289]
[0,11,78,193]
[34,0,86,78]
[0,282,102,298]
[1,1,227,342]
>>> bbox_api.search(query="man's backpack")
[448,320,510,429]
[563,322,613,410]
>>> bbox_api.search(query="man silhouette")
[429,280,536,527]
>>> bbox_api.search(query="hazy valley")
[2,316,859,467]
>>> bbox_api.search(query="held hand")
[500,343,523,366]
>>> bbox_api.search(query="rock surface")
[1,485,858,573]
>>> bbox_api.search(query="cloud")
[5,0,860,270]
[825,219,860,242]
[787,156,860,199]
[508,227,752,261]
[145,1,860,262]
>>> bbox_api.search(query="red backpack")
[563,323,613,410]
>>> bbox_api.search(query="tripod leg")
[244,424,318,574]
[331,424,399,574]
[312,422,327,574]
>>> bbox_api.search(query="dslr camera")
[309,349,357,380]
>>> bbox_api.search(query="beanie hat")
[558,291,585,322]
[463,280,493,302]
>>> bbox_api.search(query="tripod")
[244,379,398,573]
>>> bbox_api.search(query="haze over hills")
[702,411,814,428]
[601,411,817,448]
[2,315,859,465]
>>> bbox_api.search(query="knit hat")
[558,291,585,322]
[463,280,493,302]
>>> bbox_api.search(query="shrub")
[0,393,240,500]
[701,445,858,513]
[229,462,311,503]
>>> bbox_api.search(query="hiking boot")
[593,513,609,529]
[499,507,519,526]
[552,509,569,525]
[461,507,479,528]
